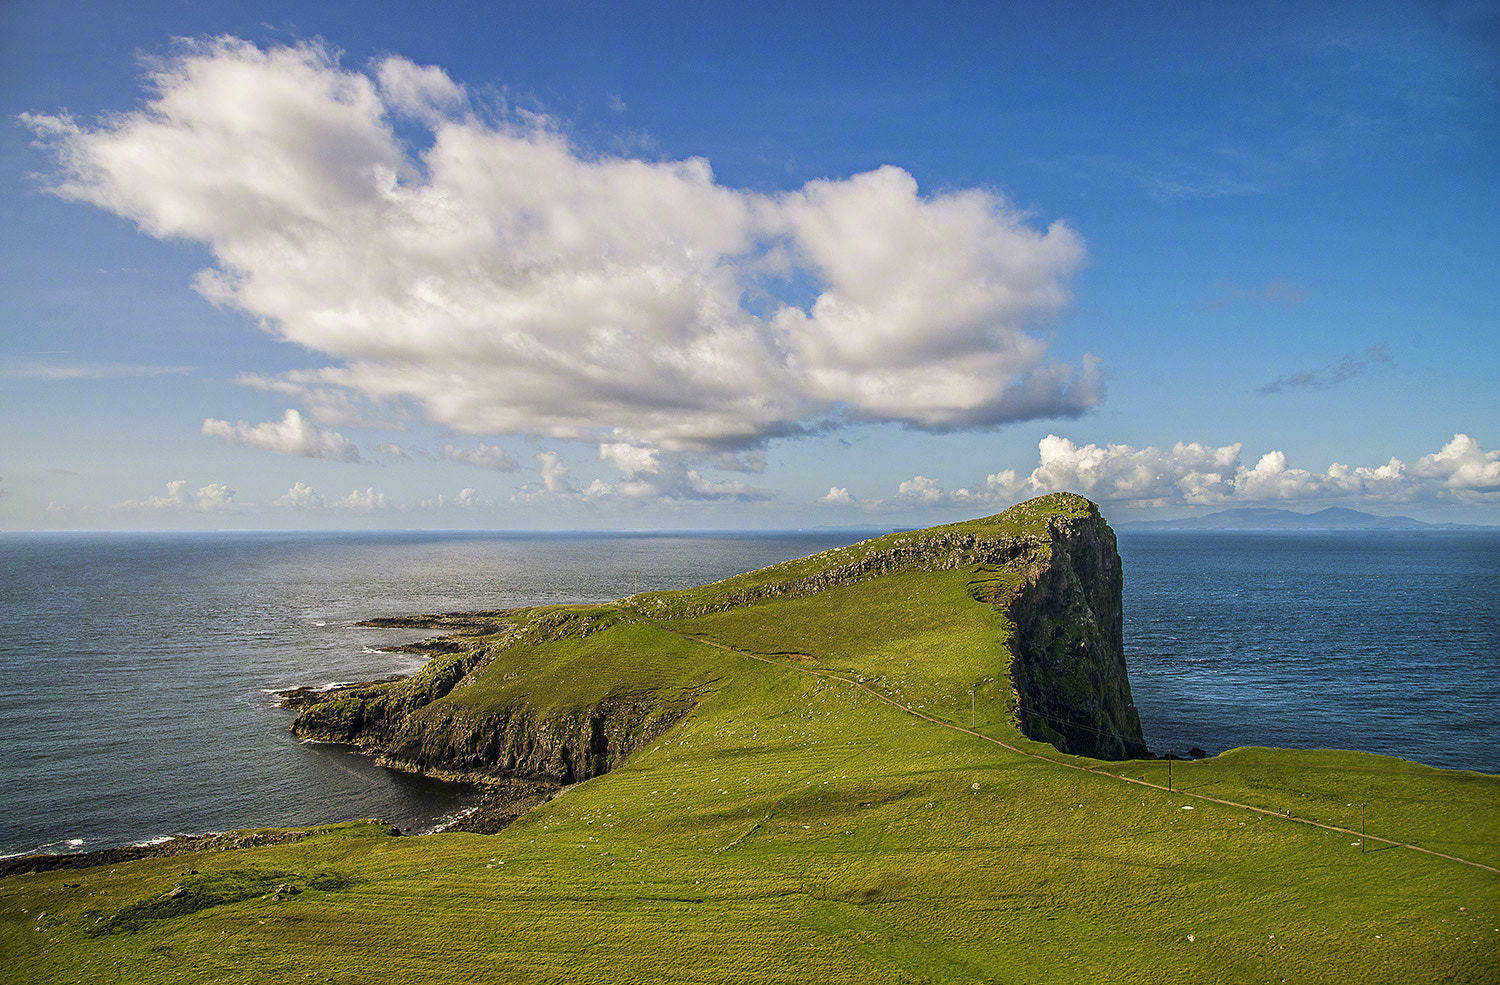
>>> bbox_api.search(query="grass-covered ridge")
[4,493,1496,983]
[625,490,1093,617]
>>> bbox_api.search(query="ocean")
[1,526,1496,858]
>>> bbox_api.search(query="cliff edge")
[285,492,1148,825]
[1004,501,1148,759]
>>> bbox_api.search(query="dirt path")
[646,619,1500,877]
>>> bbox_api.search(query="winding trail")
[643,618,1499,877]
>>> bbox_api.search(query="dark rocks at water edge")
[437,777,563,835]
[0,827,399,878]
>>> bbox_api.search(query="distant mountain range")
[1119,506,1486,531]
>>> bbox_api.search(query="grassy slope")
[5,498,1498,983]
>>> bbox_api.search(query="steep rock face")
[287,492,1147,813]
[1005,504,1149,760]
[289,624,701,791]
[362,689,696,785]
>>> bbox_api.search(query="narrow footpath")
[644,618,1500,877]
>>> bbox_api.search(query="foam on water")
[0,527,1495,858]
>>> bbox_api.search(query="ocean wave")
[3,836,86,859]
[137,836,173,847]
[427,804,481,834]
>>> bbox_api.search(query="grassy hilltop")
[3,493,1497,983]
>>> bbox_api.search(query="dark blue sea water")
[1,528,1496,858]
[1118,530,1500,772]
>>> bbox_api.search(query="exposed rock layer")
[288,619,703,794]
[287,493,1148,825]
[1005,509,1149,759]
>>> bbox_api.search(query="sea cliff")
[285,493,1148,816]
[10,493,1495,985]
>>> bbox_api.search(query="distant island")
[1120,505,1486,531]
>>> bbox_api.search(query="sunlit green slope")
[4,495,1496,983]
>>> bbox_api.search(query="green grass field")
[4,497,1497,983]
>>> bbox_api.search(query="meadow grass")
[4,499,1497,983]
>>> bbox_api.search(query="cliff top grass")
[623,491,1091,618]
[4,493,1497,984]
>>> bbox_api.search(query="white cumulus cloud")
[422,487,489,510]
[895,475,944,504]
[513,448,771,503]
[201,408,360,461]
[443,442,517,471]
[123,479,236,511]
[1414,433,1500,492]
[27,37,1100,458]
[274,481,326,509]
[334,487,388,511]
[856,433,1500,510]
[1026,434,1242,505]
[819,486,854,505]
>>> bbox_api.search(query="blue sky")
[2,0,1497,529]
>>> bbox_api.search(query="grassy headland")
[3,493,1495,983]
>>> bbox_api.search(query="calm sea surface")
[1,527,1496,857]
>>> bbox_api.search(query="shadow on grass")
[86,868,355,936]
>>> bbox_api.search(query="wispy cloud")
[0,360,193,380]
[1259,345,1391,395]
[1057,12,1495,201]
[442,442,517,471]
[201,409,361,461]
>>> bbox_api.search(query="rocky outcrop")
[644,532,1052,619]
[286,491,1146,827]
[629,491,1148,761]
[0,828,340,878]
[1004,503,1149,760]
[350,687,700,785]
[288,626,703,799]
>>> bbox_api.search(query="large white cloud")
[1413,433,1500,492]
[201,408,360,461]
[858,433,1500,509]
[27,37,1098,456]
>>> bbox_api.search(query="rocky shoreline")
[0,827,346,878]
[7,495,1157,875]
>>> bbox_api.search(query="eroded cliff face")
[285,493,1148,829]
[631,492,1148,760]
[289,634,697,788]
[1004,505,1149,760]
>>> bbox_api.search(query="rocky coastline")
[277,494,1150,832]
[8,494,1151,871]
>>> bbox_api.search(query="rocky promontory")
[284,493,1148,833]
